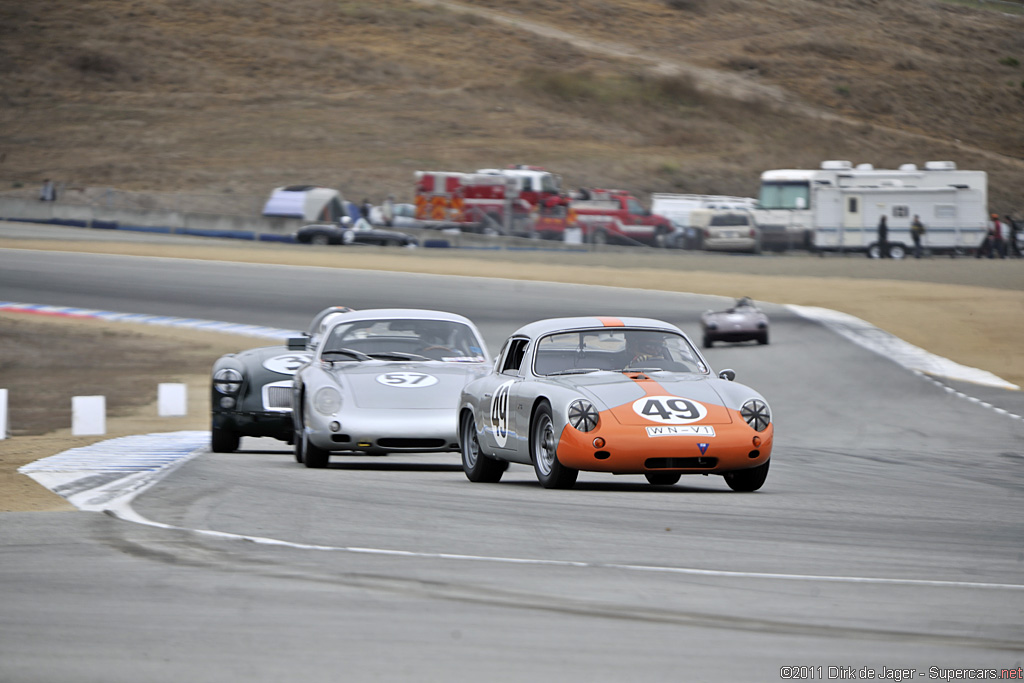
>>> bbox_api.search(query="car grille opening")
[375,438,447,450]
[264,385,293,410]
[645,457,718,470]
[330,434,352,443]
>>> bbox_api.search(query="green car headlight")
[314,387,342,415]
[741,398,770,432]
[568,399,599,432]
[213,368,243,394]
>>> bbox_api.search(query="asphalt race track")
[1,244,1022,682]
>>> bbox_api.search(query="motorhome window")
[893,206,909,218]
[759,181,810,210]
[847,197,859,213]
[934,205,956,219]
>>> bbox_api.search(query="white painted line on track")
[20,432,1024,593]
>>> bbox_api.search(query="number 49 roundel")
[632,395,708,425]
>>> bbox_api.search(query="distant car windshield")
[321,318,486,362]
[709,213,751,227]
[533,328,708,376]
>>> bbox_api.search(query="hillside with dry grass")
[1,0,1022,213]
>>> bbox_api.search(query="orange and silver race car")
[457,316,772,490]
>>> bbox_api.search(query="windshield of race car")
[320,318,487,362]
[533,328,708,376]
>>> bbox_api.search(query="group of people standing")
[976,213,1019,259]
[876,212,1020,259]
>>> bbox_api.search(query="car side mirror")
[718,369,736,381]
[287,336,309,350]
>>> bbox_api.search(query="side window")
[847,197,859,214]
[500,338,529,375]
[892,205,909,218]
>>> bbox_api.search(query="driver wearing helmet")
[629,335,668,365]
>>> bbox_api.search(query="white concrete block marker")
[0,388,8,440]
[158,383,188,417]
[72,395,106,436]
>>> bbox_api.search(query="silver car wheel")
[533,411,556,476]
[462,416,480,469]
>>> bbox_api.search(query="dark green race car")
[210,306,352,452]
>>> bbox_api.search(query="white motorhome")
[753,161,988,257]
[650,193,757,249]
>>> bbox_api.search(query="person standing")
[1005,214,1020,258]
[382,194,395,227]
[990,213,1006,259]
[876,215,889,258]
[910,214,926,258]
[39,178,55,202]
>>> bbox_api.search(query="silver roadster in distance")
[292,309,492,468]
[458,316,773,490]
[700,297,770,348]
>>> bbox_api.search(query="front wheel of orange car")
[531,402,578,489]
[724,460,769,492]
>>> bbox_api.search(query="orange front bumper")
[555,408,772,475]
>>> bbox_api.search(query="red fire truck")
[414,165,562,234]
[534,189,676,246]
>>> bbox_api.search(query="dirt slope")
[1,0,1022,212]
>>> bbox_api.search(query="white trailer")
[752,161,988,257]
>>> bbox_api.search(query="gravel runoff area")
[1,233,1021,512]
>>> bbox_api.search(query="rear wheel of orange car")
[723,460,769,492]
[461,412,505,483]
[645,472,681,486]
[531,402,578,489]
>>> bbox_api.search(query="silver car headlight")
[313,387,342,415]
[213,368,243,394]
[741,399,770,432]
[568,399,599,432]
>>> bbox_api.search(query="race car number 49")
[632,396,708,424]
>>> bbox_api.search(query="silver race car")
[292,309,492,468]
[458,316,773,490]
[700,297,769,348]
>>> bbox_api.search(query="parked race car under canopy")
[458,316,773,490]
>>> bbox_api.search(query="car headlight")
[313,387,342,415]
[213,368,243,394]
[568,399,599,432]
[741,398,770,432]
